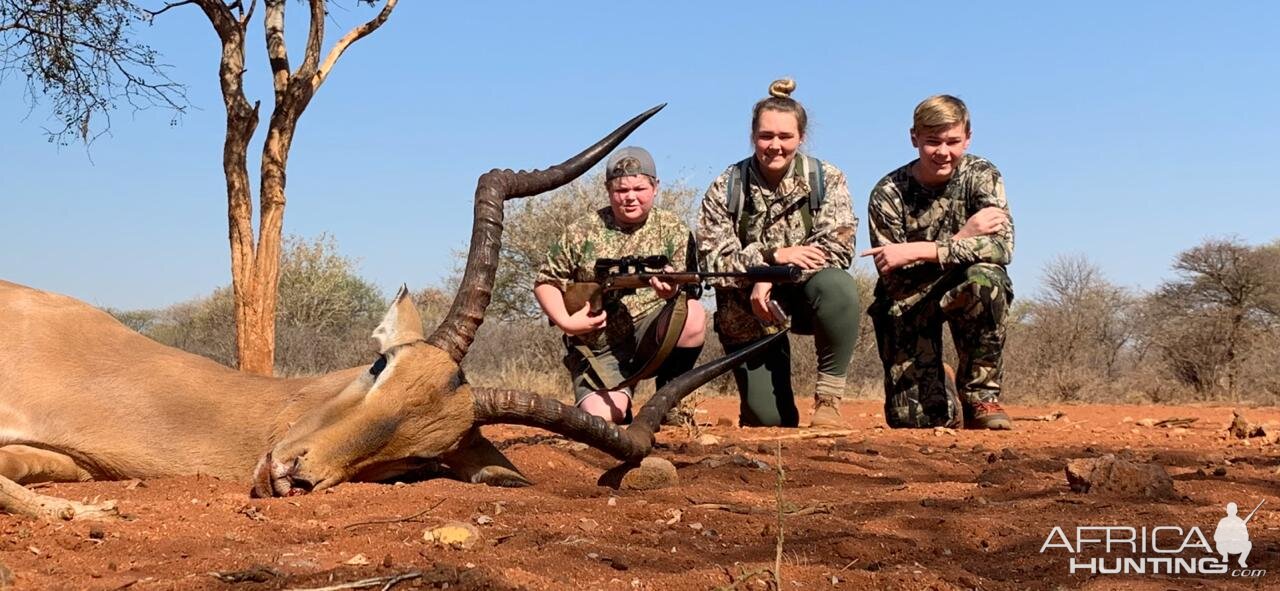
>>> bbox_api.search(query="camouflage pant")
[869,263,1012,429]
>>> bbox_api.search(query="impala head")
[252,287,474,497]
[250,104,782,498]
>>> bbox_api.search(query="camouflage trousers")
[869,263,1012,429]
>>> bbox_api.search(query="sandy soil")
[2,400,1277,591]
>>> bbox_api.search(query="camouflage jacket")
[867,154,1014,315]
[697,156,858,343]
[535,206,691,344]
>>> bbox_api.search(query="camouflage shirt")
[536,206,691,343]
[867,154,1014,314]
[697,156,858,343]
[697,156,858,286]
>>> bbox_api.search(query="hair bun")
[768,78,796,99]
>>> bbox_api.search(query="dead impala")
[0,105,783,520]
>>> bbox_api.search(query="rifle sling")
[574,293,689,392]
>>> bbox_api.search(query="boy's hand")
[770,245,827,270]
[954,207,1009,240]
[860,243,930,274]
[556,304,607,336]
[649,265,679,300]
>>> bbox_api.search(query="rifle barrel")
[638,266,801,282]
[1243,499,1266,524]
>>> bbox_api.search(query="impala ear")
[371,285,425,353]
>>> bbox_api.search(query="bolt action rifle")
[562,255,801,314]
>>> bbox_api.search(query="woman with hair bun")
[696,79,861,428]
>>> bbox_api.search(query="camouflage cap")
[605,146,658,181]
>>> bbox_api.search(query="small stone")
[1213,467,1228,477]
[381,555,394,568]
[972,444,988,453]
[688,522,703,531]
[1122,417,1133,423]
[696,434,721,446]
[88,527,106,541]
[1137,418,1156,427]
[599,457,680,490]
[607,497,618,507]
[474,515,493,526]
[986,453,998,464]
[344,554,370,566]
[1000,448,1020,461]
[423,522,481,549]
[579,518,599,532]
[919,446,934,455]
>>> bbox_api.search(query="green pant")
[870,263,1012,428]
[721,269,860,427]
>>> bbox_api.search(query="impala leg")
[0,445,92,485]
[442,430,531,487]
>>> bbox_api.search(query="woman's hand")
[749,282,779,324]
[770,245,827,270]
[555,304,607,336]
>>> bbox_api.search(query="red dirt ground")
[2,400,1277,591]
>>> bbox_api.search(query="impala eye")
[368,355,388,377]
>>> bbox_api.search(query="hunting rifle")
[562,255,801,314]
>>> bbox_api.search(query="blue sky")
[3,1,1277,310]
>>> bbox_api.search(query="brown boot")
[964,401,1013,430]
[810,401,846,429]
[661,405,693,428]
[810,373,848,429]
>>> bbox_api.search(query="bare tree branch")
[146,0,198,18]
[263,0,289,96]
[294,0,325,84]
[313,0,396,90]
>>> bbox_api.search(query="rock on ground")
[1065,454,1175,499]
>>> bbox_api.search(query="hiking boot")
[661,406,692,428]
[810,401,846,429]
[964,401,1012,430]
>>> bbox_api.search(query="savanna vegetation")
[108,173,1280,405]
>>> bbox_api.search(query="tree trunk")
[193,0,398,376]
